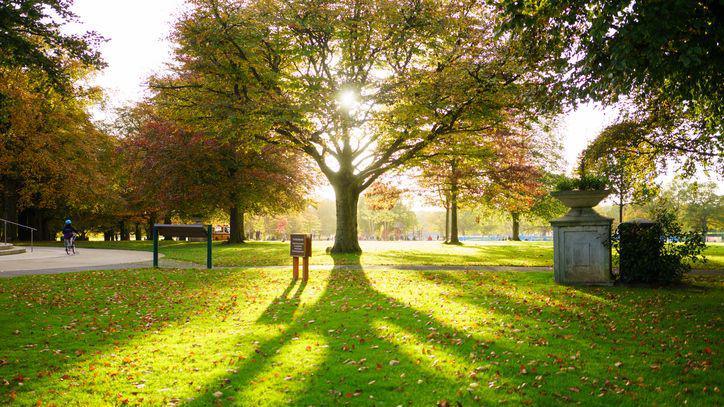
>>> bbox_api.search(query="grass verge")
[21,240,724,270]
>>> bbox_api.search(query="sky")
[68,0,720,201]
[68,0,186,107]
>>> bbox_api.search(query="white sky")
[69,0,187,109]
[69,0,721,202]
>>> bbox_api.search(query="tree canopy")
[496,0,723,170]
[0,0,105,87]
[0,66,115,239]
[156,0,550,252]
[120,103,314,243]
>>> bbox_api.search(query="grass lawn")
[0,265,721,405]
[25,240,724,270]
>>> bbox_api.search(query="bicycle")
[64,234,77,255]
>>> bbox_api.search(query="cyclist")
[62,219,78,254]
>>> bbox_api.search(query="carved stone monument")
[550,190,613,285]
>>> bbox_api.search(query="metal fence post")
[207,225,212,269]
[153,226,159,268]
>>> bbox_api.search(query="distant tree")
[482,128,565,241]
[485,169,545,241]
[415,136,495,244]
[156,0,550,253]
[671,180,723,237]
[364,183,403,213]
[582,121,660,223]
[359,183,416,240]
[503,174,567,240]
[496,0,723,170]
[312,200,337,238]
[414,122,562,242]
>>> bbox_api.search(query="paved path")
[0,247,195,278]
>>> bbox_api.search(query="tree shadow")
[186,256,571,405]
[256,277,307,325]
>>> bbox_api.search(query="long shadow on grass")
[187,256,499,405]
[187,258,594,405]
[256,277,307,325]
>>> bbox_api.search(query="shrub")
[612,208,706,284]
[554,177,578,191]
[577,174,608,191]
[554,175,608,191]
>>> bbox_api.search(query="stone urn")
[550,190,613,285]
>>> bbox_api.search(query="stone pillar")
[550,191,613,285]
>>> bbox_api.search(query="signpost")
[153,224,212,269]
[290,233,312,280]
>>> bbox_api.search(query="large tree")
[671,180,723,238]
[496,0,723,170]
[121,111,313,243]
[0,0,105,239]
[0,66,115,240]
[156,0,548,253]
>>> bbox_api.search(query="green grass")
[0,265,721,405]
[704,243,724,270]
[26,240,724,270]
[27,240,555,267]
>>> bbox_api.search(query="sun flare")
[338,89,358,110]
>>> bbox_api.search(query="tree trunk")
[511,212,520,241]
[619,203,624,224]
[162,215,172,240]
[701,219,708,243]
[331,181,361,253]
[135,222,142,240]
[444,199,450,242]
[147,212,157,241]
[1,178,18,241]
[119,220,130,241]
[448,190,460,244]
[228,205,245,244]
[447,165,460,244]
[40,215,52,241]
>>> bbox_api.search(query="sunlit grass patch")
[0,268,721,405]
[26,240,723,270]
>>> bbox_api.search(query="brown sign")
[290,233,312,257]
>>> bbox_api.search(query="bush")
[577,174,608,190]
[554,177,578,191]
[612,208,706,284]
[554,175,608,191]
